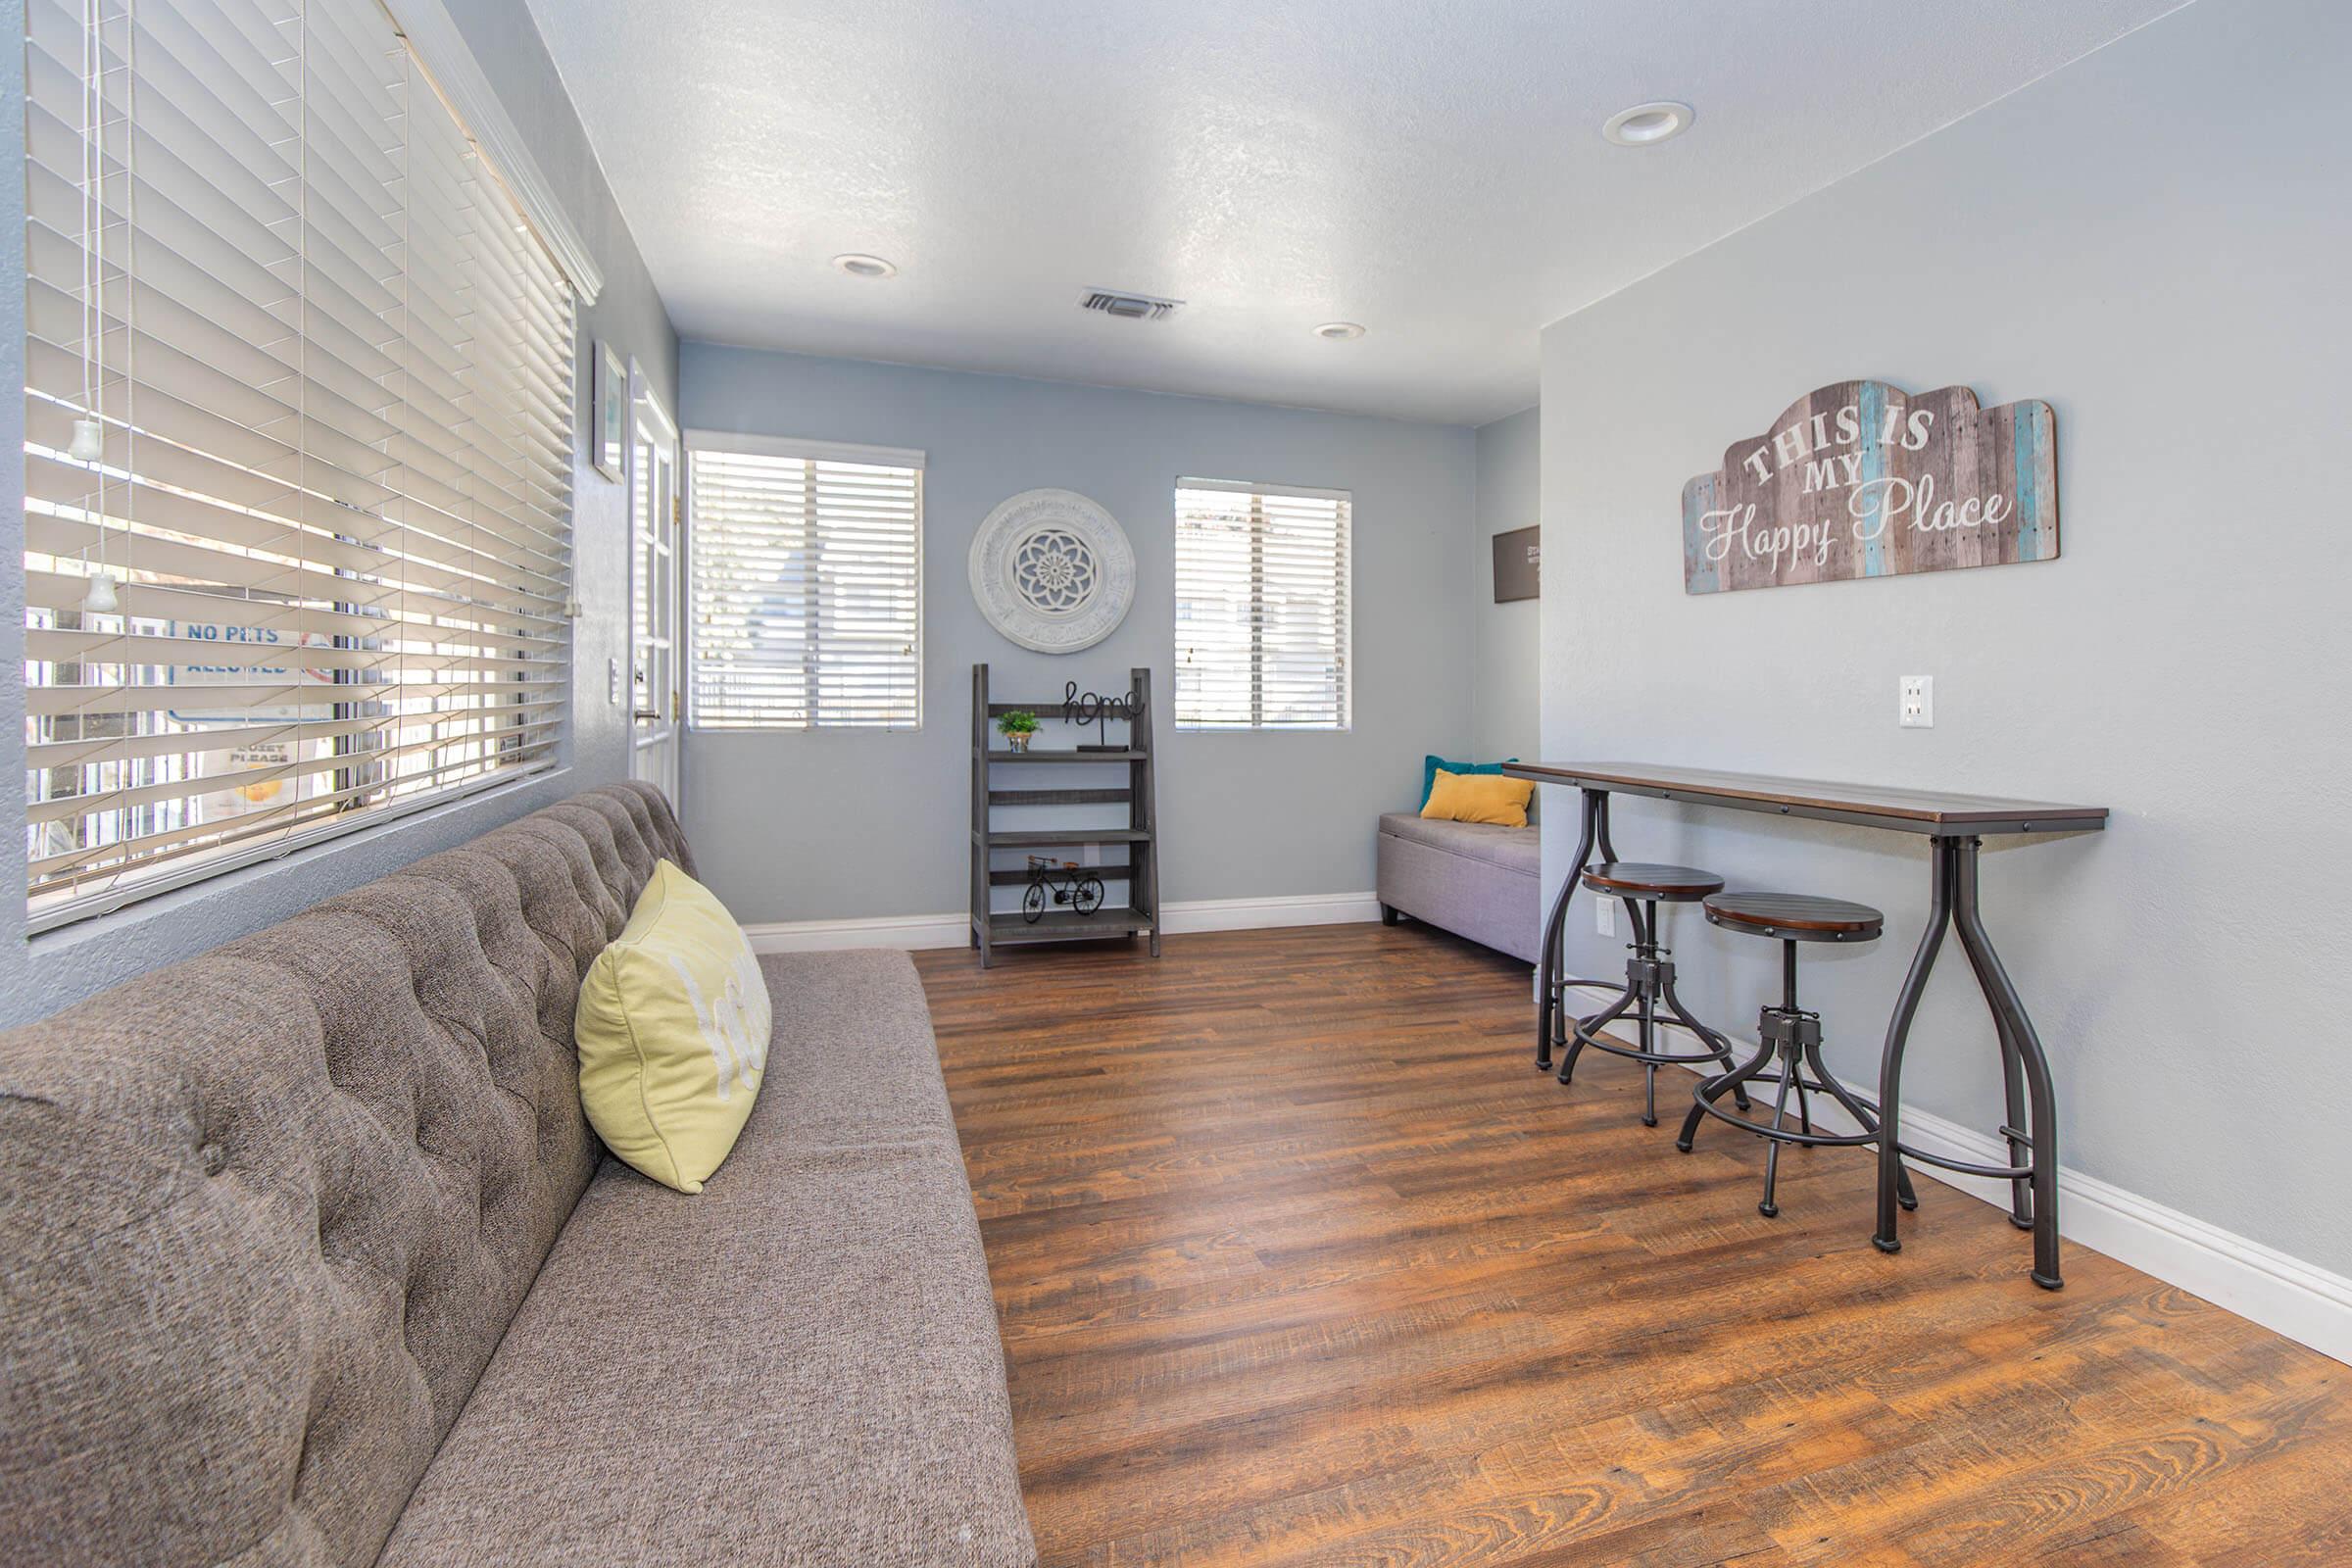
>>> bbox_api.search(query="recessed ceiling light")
[832,253,897,278]
[1313,321,1366,341]
[1602,101,1693,147]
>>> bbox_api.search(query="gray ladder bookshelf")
[970,663,1161,967]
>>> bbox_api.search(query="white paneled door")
[630,377,681,800]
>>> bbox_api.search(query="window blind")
[20,0,578,928]
[1174,478,1351,729]
[687,436,923,731]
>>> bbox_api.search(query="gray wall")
[0,0,678,1024]
[1539,0,2351,1272]
[1472,405,1541,761]
[679,344,1477,924]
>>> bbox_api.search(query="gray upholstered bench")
[0,783,1036,1568]
[1376,811,1541,964]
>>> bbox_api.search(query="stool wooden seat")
[1703,891,1884,942]
[1581,862,1725,901]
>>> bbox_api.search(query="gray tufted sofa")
[0,782,1036,1568]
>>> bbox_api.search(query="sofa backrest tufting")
[0,783,693,1568]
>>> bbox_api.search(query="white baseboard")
[741,890,1382,956]
[1563,985,2352,1365]
[742,910,971,954]
[1159,890,1384,934]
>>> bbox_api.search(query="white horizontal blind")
[21,0,579,927]
[688,437,923,730]
[1174,478,1350,729]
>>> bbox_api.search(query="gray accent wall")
[1472,406,1541,761]
[678,343,1478,925]
[0,0,678,1024]
[1539,0,2350,1271]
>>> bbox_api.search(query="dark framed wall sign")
[1493,525,1540,602]
[1683,380,2057,595]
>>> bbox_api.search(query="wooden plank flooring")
[916,923,2351,1566]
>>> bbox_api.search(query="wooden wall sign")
[1493,526,1540,602]
[1683,380,2056,595]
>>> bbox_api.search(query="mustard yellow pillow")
[575,860,771,1193]
[1421,767,1534,828]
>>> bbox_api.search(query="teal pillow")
[1421,755,1518,809]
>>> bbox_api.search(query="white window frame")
[383,0,605,307]
[629,370,681,797]
[684,431,927,734]
[1173,476,1353,733]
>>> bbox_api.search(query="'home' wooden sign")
[1683,380,2057,595]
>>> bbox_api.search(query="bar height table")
[1505,761,2108,1289]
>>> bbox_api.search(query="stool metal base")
[1679,1001,1920,1217]
[1557,899,1744,1128]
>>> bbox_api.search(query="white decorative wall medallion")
[968,488,1136,654]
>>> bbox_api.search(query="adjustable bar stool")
[1557,862,1746,1127]
[1677,892,1920,1218]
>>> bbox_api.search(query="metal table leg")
[1536,789,1609,1070]
[1955,857,2036,1233]
[1873,837,1954,1258]
[1951,838,2064,1289]
[1873,835,2065,1290]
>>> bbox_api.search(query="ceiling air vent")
[1080,289,1184,322]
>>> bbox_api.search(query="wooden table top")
[1502,760,2109,837]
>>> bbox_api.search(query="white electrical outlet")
[1899,674,1934,728]
[1596,897,1616,937]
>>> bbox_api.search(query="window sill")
[26,765,565,940]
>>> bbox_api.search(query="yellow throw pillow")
[1421,767,1535,828]
[575,860,772,1194]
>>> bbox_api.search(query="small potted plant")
[997,710,1040,753]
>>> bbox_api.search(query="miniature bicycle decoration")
[1062,680,1147,750]
[1023,855,1105,922]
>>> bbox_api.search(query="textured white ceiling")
[524,0,2185,424]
